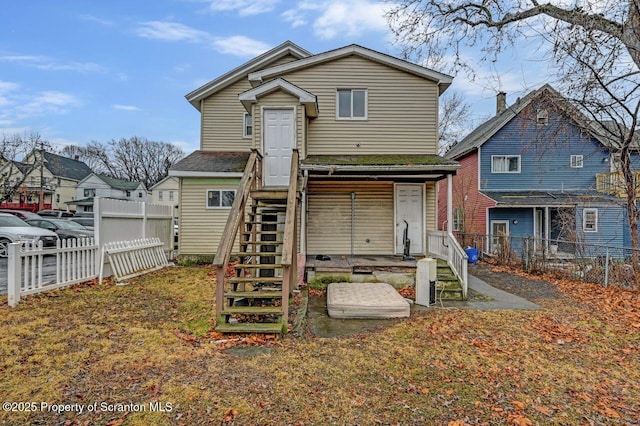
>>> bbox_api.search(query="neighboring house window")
[570,155,583,168]
[207,189,236,208]
[126,190,131,197]
[583,208,598,232]
[337,89,367,119]
[84,188,96,197]
[491,155,521,173]
[30,176,37,185]
[138,192,143,198]
[158,191,164,201]
[169,191,174,201]
[537,109,549,125]
[453,207,464,231]
[243,113,253,138]
[56,194,60,203]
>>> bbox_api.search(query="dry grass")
[0,265,639,425]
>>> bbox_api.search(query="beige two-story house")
[171,41,462,332]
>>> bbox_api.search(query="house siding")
[575,204,626,248]
[275,55,439,156]
[178,177,240,256]
[438,151,496,234]
[306,181,394,254]
[480,114,609,191]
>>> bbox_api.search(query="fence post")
[142,201,147,240]
[7,243,22,307]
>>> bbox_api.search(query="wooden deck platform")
[306,255,419,273]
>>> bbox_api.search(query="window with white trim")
[158,190,164,201]
[243,113,253,138]
[491,155,521,173]
[169,191,174,201]
[570,155,583,168]
[207,189,236,208]
[583,208,598,232]
[337,89,367,119]
[453,207,464,231]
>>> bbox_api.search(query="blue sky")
[0,0,547,155]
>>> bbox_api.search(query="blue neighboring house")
[445,84,629,255]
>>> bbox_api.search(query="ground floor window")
[207,189,235,208]
[583,208,598,232]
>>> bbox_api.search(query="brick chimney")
[496,91,507,114]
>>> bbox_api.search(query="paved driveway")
[0,256,58,296]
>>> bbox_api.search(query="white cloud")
[16,91,80,119]
[282,1,389,39]
[112,104,142,111]
[208,0,280,16]
[0,54,106,73]
[136,21,210,43]
[211,36,272,57]
[78,14,114,26]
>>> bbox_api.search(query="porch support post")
[446,174,453,234]
[447,174,453,262]
[545,206,550,249]
[532,208,537,252]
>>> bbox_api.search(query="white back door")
[263,108,295,187]
[395,184,424,254]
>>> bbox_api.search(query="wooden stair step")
[234,263,283,269]
[227,277,283,283]
[233,252,282,257]
[222,306,283,315]
[245,221,286,226]
[215,322,285,334]
[242,231,284,235]
[251,190,289,201]
[224,291,283,298]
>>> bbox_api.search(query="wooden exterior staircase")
[213,149,300,333]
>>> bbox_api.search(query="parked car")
[37,209,75,218]
[69,217,94,230]
[26,218,94,240]
[0,213,59,256]
[0,209,42,221]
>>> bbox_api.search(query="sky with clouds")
[0,0,548,155]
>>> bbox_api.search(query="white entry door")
[395,184,423,254]
[490,220,509,253]
[263,108,295,187]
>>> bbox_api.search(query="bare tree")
[0,132,43,203]
[439,90,472,154]
[388,0,640,268]
[61,137,184,189]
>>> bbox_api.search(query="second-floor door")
[263,108,295,187]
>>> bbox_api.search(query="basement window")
[207,189,236,208]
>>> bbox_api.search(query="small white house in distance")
[72,173,151,212]
[150,176,179,212]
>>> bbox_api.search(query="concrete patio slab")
[327,282,410,319]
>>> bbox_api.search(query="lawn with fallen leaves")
[0,265,639,425]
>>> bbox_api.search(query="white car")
[0,213,59,257]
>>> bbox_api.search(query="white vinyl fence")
[7,239,98,307]
[6,198,174,306]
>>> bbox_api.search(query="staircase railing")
[426,230,468,299]
[213,149,262,318]
[280,149,300,329]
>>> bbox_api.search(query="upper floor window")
[207,189,236,208]
[243,113,253,138]
[570,155,583,168]
[491,155,521,173]
[158,190,164,201]
[337,89,367,120]
[583,208,598,232]
[537,109,549,125]
[453,207,464,232]
[169,191,174,201]
[84,188,96,197]
[138,192,143,198]
[126,190,131,197]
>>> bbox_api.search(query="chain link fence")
[455,232,639,288]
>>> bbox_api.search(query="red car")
[0,209,42,221]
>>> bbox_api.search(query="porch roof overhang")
[301,154,459,181]
[169,151,250,177]
[239,78,319,117]
[482,190,624,207]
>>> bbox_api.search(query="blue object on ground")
[465,247,479,264]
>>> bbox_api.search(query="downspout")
[351,192,356,256]
[301,170,308,254]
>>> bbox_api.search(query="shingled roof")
[169,151,250,175]
[42,151,93,181]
